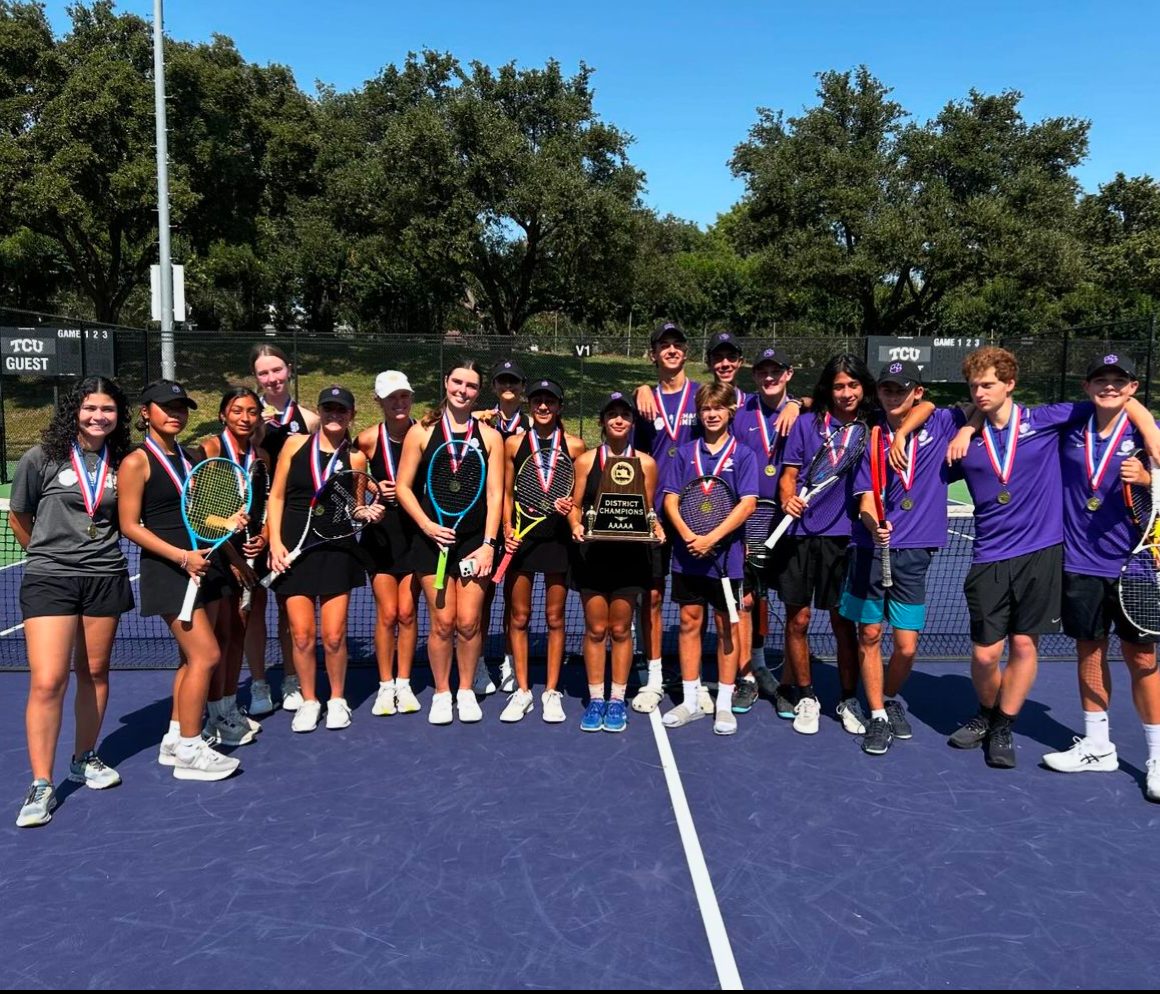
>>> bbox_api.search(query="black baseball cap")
[752,346,794,370]
[877,360,923,388]
[140,380,197,409]
[706,331,742,357]
[1085,352,1138,380]
[650,321,687,347]
[527,378,563,401]
[598,391,635,417]
[317,385,355,410]
[490,359,526,382]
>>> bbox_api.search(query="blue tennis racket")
[178,457,252,622]
[427,439,487,590]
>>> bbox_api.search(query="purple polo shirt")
[851,407,958,549]
[661,438,759,580]
[780,413,859,538]
[634,378,702,475]
[1060,415,1154,578]
[954,402,1091,564]
[732,395,795,499]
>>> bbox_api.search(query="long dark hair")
[810,353,877,425]
[420,358,484,428]
[40,376,132,467]
[219,386,262,419]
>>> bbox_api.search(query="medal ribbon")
[598,442,634,470]
[529,427,563,492]
[220,432,254,472]
[1084,411,1130,493]
[498,408,523,434]
[757,399,788,467]
[70,443,110,521]
[883,423,917,493]
[378,422,405,484]
[309,433,346,492]
[263,396,295,427]
[441,411,474,473]
[654,380,692,444]
[694,436,737,494]
[143,436,191,494]
[823,412,856,466]
[982,404,1021,486]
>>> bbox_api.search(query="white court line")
[0,572,141,637]
[0,559,27,572]
[647,708,744,991]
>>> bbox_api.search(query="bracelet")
[179,551,188,571]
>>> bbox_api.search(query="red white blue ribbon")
[309,433,346,492]
[654,380,692,445]
[694,436,737,494]
[1085,410,1130,493]
[70,442,110,521]
[143,435,191,494]
[982,404,1021,486]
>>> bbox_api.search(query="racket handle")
[765,485,806,549]
[240,556,256,610]
[880,528,893,589]
[492,549,514,584]
[721,577,739,624]
[434,547,449,591]
[177,577,199,624]
[260,549,301,588]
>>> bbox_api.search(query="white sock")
[871,708,888,721]
[1144,723,1160,763]
[588,683,604,701]
[175,735,201,760]
[379,680,392,691]
[166,719,180,738]
[682,680,700,712]
[648,658,663,689]
[395,677,411,690]
[610,682,627,701]
[716,683,734,712]
[1084,710,1110,748]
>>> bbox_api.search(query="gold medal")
[900,498,914,511]
[700,500,713,515]
[1086,496,1102,512]
[448,479,461,494]
[764,464,776,477]
[667,446,678,458]
[997,490,1011,505]
[86,522,97,539]
[262,405,277,419]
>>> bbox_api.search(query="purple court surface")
[2,657,1160,989]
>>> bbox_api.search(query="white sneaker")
[158,734,178,767]
[395,683,422,714]
[173,739,240,782]
[372,683,397,716]
[498,659,515,694]
[541,689,566,724]
[713,710,738,736]
[500,689,534,723]
[428,691,453,725]
[793,696,821,735]
[697,685,714,715]
[281,675,303,712]
[291,700,322,733]
[1042,736,1119,773]
[248,680,275,716]
[1147,759,1160,802]
[456,689,483,723]
[214,711,257,747]
[68,750,122,790]
[326,698,352,730]
[472,658,496,696]
[836,698,867,735]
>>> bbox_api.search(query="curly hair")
[40,376,133,468]
[962,346,1018,384]
[810,353,878,425]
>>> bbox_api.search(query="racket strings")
[1120,547,1160,634]
[313,472,374,540]
[679,478,736,535]
[184,462,249,541]
[745,501,778,556]
[515,454,574,513]
[806,424,868,486]
[430,452,484,514]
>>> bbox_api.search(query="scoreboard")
[0,326,117,378]
[864,336,982,382]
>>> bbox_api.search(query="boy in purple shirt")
[1041,354,1160,801]
[777,354,877,736]
[949,347,1157,768]
[630,322,702,713]
[839,360,948,755]
[660,382,758,735]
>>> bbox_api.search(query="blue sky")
[45,1,1160,227]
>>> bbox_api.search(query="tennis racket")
[260,470,380,587]
[1118,453,1160,635]
[765,421,868,550]
[239,459,269,610]
[178,457,252,622]
[744,498,779,604]
[677,474,741,623]
[427,439,487,590]
[493,448,575,584]
[869,425,893,589]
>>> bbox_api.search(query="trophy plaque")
[584,456,659,542]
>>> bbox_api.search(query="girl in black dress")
[395,360,505,726]
[355,371,421,716]
[266,386,382,733]
[118,381,241,782]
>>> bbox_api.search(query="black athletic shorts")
[670,572,742,615]
[963,544,1062,645]
[776,535,850,610]
[1063,571,1158,645]
[21,572,134,620]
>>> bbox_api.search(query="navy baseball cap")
[317,385,355,410]
[598,391,635,417]
[140,380,197,409]
[527,378,564,401]
[752,346,794,369]
[650,321,687,347]
[878,360,923,388]
[1085,352,1138,380]
[706,331,742,357]
[490,359,526,382]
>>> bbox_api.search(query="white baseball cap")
[374,370,413,398]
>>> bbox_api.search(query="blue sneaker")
[602,699,628,733]
[580,699,606,732]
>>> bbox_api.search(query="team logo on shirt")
[1120,439,1136,453]
[290,421,300,432]
[468,436,480,449]
[1018,421,1030,435]
[917,428,931,445]
[58,468,78,486]
[653,416,665,430]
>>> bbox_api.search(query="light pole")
[153,0,175,379]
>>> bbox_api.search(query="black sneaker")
[948,710,991,749]
[753,666,779,699]
[732,680,759,714]
[885,699,913,740]
[774,684,797,720]
[862,716,893,756]
[985,723,1016,768]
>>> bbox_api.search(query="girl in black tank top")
[396,360,505,725]
[355,374,421,717]
[566,393,659,732]
[499,381,586,724]
[117,380,240,782]
[266,386,382,732]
